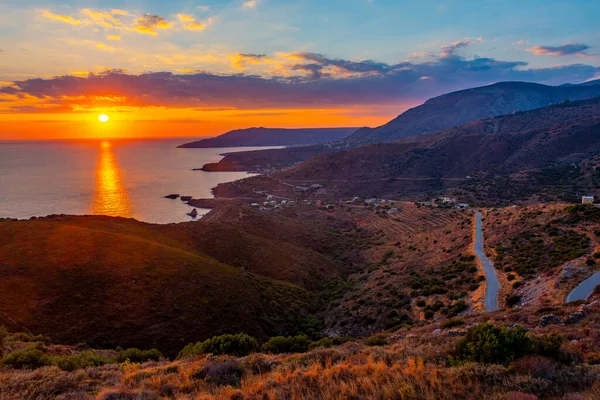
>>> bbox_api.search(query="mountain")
[341,81,600,146]
[274,97,600,199]
[178,127,358,148]
[202,81,600,171]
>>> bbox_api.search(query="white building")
[582,196,594,204]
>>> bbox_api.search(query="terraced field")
[323,202,480,336]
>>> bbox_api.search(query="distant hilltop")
[178,127,359,148]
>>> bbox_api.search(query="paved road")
[473,211,500,312]
[566,272,600,303]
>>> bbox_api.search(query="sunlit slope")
[0,217,316,354]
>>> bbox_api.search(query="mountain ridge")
[178,127,358,148]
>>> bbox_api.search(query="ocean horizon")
[0,138,277,224]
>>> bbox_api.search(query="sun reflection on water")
[92,141,133,217]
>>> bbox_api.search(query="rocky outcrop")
[164,194,180,199]
[539,314,562,327]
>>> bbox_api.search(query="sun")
[98,114,109,123]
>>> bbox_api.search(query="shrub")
[506,295,521,308]
[261,335,310,354]
[7,331,50,345]
[116,348,162,363]
[424,310,435,319]
[529,333,566,362]
[47,351,109,372]
[512,355,557,379]
[441,319,465,329]
[447,300,469,317]
[0,344,47,369]
[0,326,7,358]
[179,333,259,358]
[365,335,388,347]
[195,359,243,387]
[309,337,350,350]
[454,323,531,365]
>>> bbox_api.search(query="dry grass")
[2,322,599,400]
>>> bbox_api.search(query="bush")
[0,326,7,358]
[116,348,162,363]
[47,351,109,372]
[194,359,243,387]
[309,337,337,350]
[261,335,309,354]
[447,300,469,317]
[0,344,47,369]
[7,331,50,345]
[505,295,521,308]
[512,356,557,379]
[529,333,563,360]
[454,323,531,365]
[365,335,388,347]
[441,319,465,329]
[179,333,259,358]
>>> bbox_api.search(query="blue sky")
[0,0,598,137]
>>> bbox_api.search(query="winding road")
[566,272,600,303]
[473,211,500,312]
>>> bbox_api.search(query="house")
[387,208,400,214]
[266,195,274,200]
[250,203,260,207]
[582,196,594,204]
[456,203,470,209]
[365,198,378,204]
[439,197,455,204]
[310,184,323,189]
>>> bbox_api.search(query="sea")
[0,138,278,224]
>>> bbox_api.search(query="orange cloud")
[130,14,173,36]
[41,10,82,25]
[110,9,130,16]
[177,14,209,32]
[81,9,122,28]
[107,35,121,41]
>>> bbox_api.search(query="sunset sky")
[0,0,599,139]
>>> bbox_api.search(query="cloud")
[41,10,82,25]
[2,49,598,115]
[81,8,122,28]
[130,14,173,36]
[440,37,483,58]
[242,0,258,9]
[527,43,592,58]
[230,53,271,69]
[177,14,208,32]
[110,9,130,16]
[107,35,121,41]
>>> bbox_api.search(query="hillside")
[177,127,357,148]
[0,214,361,354]
[342,81,600,146]
[271,98,600,200]
[2,300,600,400]
[201,81,600,172]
